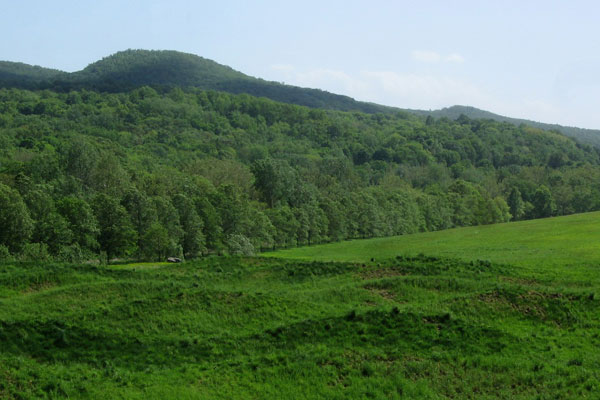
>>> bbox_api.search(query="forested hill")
[0,61,67,87]
[1,86,600,262]
[0,49,392,114]
[2,50,598,146]
[414,105,600,147]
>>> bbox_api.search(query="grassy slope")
[1,256,599,399]
[2,214,600,398]
[264,211,600,271]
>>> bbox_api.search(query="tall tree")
[57,196,100,251]
[141,222,171,261]
[173,194,205,258]
[122,190,157,254]
[531,185,556,218]
[92,194,136,259]
[0,183,33,252]
[507,187,525,221]
[251,159,297,207]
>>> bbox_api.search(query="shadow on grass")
[0,308,512,370]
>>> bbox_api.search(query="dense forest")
[413,105,600,148]
[1,86,599,262]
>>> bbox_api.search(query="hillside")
[414,105,600,147]
[69,49,249,90]
[0,49,392,114]
[1,86,600,263]
[2,50,598,148]
[0,61,67,89]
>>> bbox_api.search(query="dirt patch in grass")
[478,290,548,319]
[499,276,540,286]
[359,267,405,280]
[363,282,402,303]
[22,281,56,294]
[476,289,591,325]
[249,270,273,280]
[366,287,397,301]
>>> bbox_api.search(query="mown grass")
[1,252,599,398]
[264,211,600,278]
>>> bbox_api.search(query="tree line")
[0,87,598,261]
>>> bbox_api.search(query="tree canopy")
[0,86,598,261]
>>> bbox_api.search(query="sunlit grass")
[1,253,599,398]
[264,212,600,273]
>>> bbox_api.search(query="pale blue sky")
[1,0,599,128]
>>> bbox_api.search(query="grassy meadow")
[2,212,600,398]
[265,211,600,274]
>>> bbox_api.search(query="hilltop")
[0,49,391,114]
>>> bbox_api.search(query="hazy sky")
[2,0,599,128]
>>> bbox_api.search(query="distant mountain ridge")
[413,105,600,147]
[1,49,599,146]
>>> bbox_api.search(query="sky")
[1,0,599,129]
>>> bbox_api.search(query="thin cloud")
[445,53,465,63]
[265,65,579,127]
[270,63,295,72]
[293,68,372,95]
[267,65,487,110]
[412,50,465,64]
[411,50,442,63]
[360,70,486,109]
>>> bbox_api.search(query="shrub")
[58,243,85,263]
[0,244,12,261]
[225,234,255,256]
[20,243,51,262]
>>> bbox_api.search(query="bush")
[0,244,12,261]
[20,243,51,262]
[58,243,85,263]
[99,251,108,265]
[225,234,255,256]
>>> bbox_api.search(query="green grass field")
[265,212,600,273]
[2,212,600,398]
